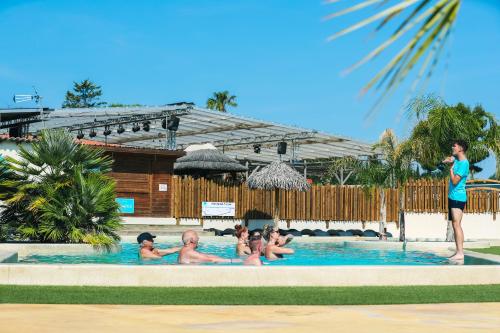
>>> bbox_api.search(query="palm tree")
[408,96,498,176]
[206,91,238,112]
[325,1,461,114]
[357,129,413,240]
[0,129,120,245]
[37,167,120,245]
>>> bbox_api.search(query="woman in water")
[263,225,294,260]
[235,224,251,256]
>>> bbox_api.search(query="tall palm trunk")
[496,155,500,180]
[398,187,406,242]
[379,189,387,236]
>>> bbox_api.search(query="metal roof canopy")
[0,108,53,129]
[24,104,376,165]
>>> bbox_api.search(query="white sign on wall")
[159,184,168,192]
[202,202,235,217]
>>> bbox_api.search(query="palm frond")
[326,0,461,115]
[206,91,237,112]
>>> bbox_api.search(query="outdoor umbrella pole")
[274,189,280,228]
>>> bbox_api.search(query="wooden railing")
[172,177,499,222]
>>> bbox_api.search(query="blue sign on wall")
[116,198,135,214]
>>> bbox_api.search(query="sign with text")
[202,202,235,217]
[116,198,135,214]
[158,184,168,192]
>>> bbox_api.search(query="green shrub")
[0,129,120,245]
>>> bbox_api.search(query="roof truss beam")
[46,105,193,132]
[176,131,317,150]
[111,122,273,144]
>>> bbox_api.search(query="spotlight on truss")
[117,124,125,134]
[103,125,112,136]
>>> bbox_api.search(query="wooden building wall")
[106,151,180,217]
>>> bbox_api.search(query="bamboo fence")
[173,176,499,222]
[175,177,500,222]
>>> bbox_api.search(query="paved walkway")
[1,303,499,333]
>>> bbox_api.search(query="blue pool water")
[17,241,496,265]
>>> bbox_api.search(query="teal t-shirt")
[448,159,469,202]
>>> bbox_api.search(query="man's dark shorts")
[448,198,466,221]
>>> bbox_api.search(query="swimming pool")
[16,240,496,265]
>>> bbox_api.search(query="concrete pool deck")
[1,239,500,286]
[0,303,499,333]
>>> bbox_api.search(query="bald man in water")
[178,230,241,264]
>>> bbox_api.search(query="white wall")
[405,213,500,240]
[0,141,30,160]
[202,219,244,230]
[117,214,499,240]
[121,217,177,225]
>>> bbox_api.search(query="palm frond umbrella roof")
[247,161,310,191]
[174,149,247,174]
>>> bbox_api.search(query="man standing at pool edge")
[443,140,469,260]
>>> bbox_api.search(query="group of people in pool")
[137,224,294,265]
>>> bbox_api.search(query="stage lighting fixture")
[167,116,180,131]
[277,141,287,155]
[117,124,125,134]
[103,126,112,136]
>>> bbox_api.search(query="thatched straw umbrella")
[174,149,247,175]
[247,161,310,226]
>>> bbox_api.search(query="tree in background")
[408,96,498,178]
[0,130,120,245]
[325,1,461,115]
[62,79,106,108]
[357,129,414,241]
[206,91,237,112]
[321,156,361,185]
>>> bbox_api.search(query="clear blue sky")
[1,0,499,176]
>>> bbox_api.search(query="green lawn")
[469,247,500,256]
[1,285,500,305]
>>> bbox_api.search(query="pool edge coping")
[1,264,500,287]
